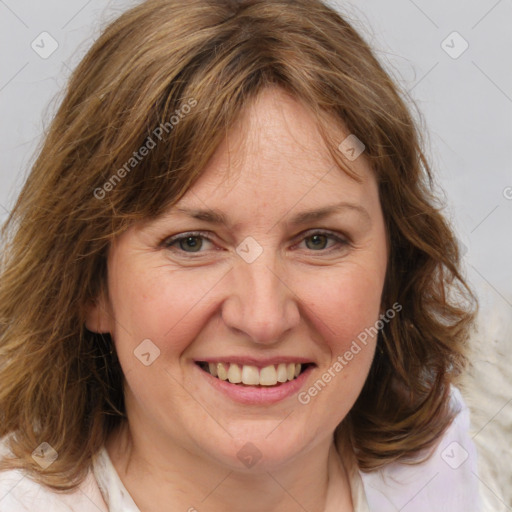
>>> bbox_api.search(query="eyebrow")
[172,201,371,229]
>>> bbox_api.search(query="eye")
[163,232,215,254]
[297,231,348,252]
[305,234,328,250]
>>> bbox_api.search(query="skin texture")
[86,87,388,512]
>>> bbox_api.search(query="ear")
[84,290,114,334]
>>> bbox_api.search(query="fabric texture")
[358,386,483,511]
[0,386,482,511]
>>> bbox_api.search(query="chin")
[195,422,322,473]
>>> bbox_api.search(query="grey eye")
[305,234,329,250]
[177,236,204,252]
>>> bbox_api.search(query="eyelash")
[162,230,349,257]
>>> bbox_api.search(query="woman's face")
[88,87,388,471]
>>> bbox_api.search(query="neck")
[105,421,353,512]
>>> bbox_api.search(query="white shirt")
[0,387,483,511]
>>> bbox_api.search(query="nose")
[221,251,301,345]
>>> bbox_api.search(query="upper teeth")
[206,362,302,386]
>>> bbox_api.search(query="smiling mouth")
[196,361,313,387]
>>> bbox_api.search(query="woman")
[0,0,482,510]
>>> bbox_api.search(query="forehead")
[168,88,379,224]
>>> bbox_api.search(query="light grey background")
[0,0,511,508]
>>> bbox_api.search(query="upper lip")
[195,356,315,368]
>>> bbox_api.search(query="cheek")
[108,263,228,363]
[293,264,384,426]
[297,260,385,354]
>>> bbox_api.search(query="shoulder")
[359,385,483,512]
[0,436,107,512]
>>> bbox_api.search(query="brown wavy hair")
[0,0,477,491]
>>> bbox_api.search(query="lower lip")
[195,364,314,405]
